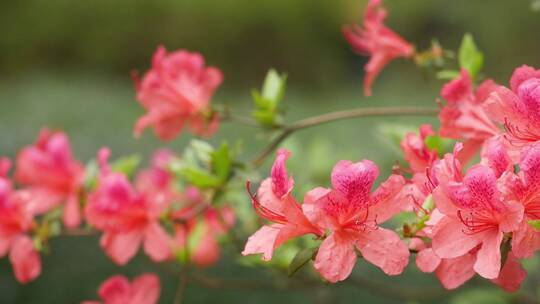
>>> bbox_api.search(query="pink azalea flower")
[85,148,171,265]
[243,149,324,261]
[484,65,540,154]
[0,158,41,284]
[15,129,84,228]
[134,149,176,203]
[412,209,526,291]
[171,186,235,267]
[303,160,409,282]
[438,70,501,162]
[343,0,415,96]
[401,124,437,174]
[496,141,540,258]
[430,143,523,280]
[133,46,223,141]
[82,273,160,304]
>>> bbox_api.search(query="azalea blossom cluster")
[243,60,540,292]
[3,0,540,301]
[0,129,233,299]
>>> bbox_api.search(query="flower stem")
[251,106,439,167]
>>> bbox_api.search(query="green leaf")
[528,219,540,231]
[181,167,222,189]
[261,69,287,104]
[111,154,141,176]
[424,135,454,157]
[436,69,460,80]
[211,142,232,180]
[458,33,484,78]
[288,247,317,277]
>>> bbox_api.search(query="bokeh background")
[1,0,540,303]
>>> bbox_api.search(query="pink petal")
[191,230,220,267]
[302,187,331,227]
[473,230,503,279]
[270,149,293,198]
[510,65,540,92]
[331,160,378,207]
[441,69,473,103]
[356,227,410,275]
[130,273,161,304]
[435,253,476,290]
[512,220,540,258]
[432,216,483,259]
[63,194,81,229]
[368,174,406,223]
[480,137,511,178]
[100,231,143,265]
[242,225,281,261]
[497,200,523,233]
[143,222,171,262]
[432,187,459,217]
[314,231,357,283]
[9,235,41,284]
[98,275,130,304]
[416,248,441,273]
[491,253,527,292]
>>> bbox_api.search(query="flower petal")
[130,273,161,304]
[356,227,409,275]
[432,216,483,259]
[331,160,378,207]
[100,231,142,265]
[144,222,171,262]
[473,231,503,279]
[98,275,130,304]
[314,231,357,283]
[9,235,41,284]
[435,253,476,290]
[416,248,441,273]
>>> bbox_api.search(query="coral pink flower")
[85,148,171,265]
[412,209,526,291]
[171,186,235,267]
[495,141,540,258]
[303,160,409,282]
[15,129,84,228]
[243,150,323,261]
[430,143,523,280]
[133,46,223,141]
[399,124,439,211]
[82,273,160,304]
[0,158,41,284]
[343,0,414,96]
[484,65,540,154]
[438,70,500,162]
[401,124,437,174]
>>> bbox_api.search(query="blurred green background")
[1,0,540,303]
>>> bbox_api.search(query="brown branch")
[251,106,439,167]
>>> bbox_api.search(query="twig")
[251,106,439,167]
[173,266,189,304]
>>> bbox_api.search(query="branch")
[251,106,439,167]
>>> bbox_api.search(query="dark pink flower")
[85,148,171,265]
[0,158,41,284]
[171,186,235,267]
[430,143,523,279]
[343,0,414,96]
[439,70,500,160]
[304,160,409,282]
[133,46,223,141]
[485,65,540,154]
[15,129,84,228]
[83,273,160,304]
[243,149,323,261]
